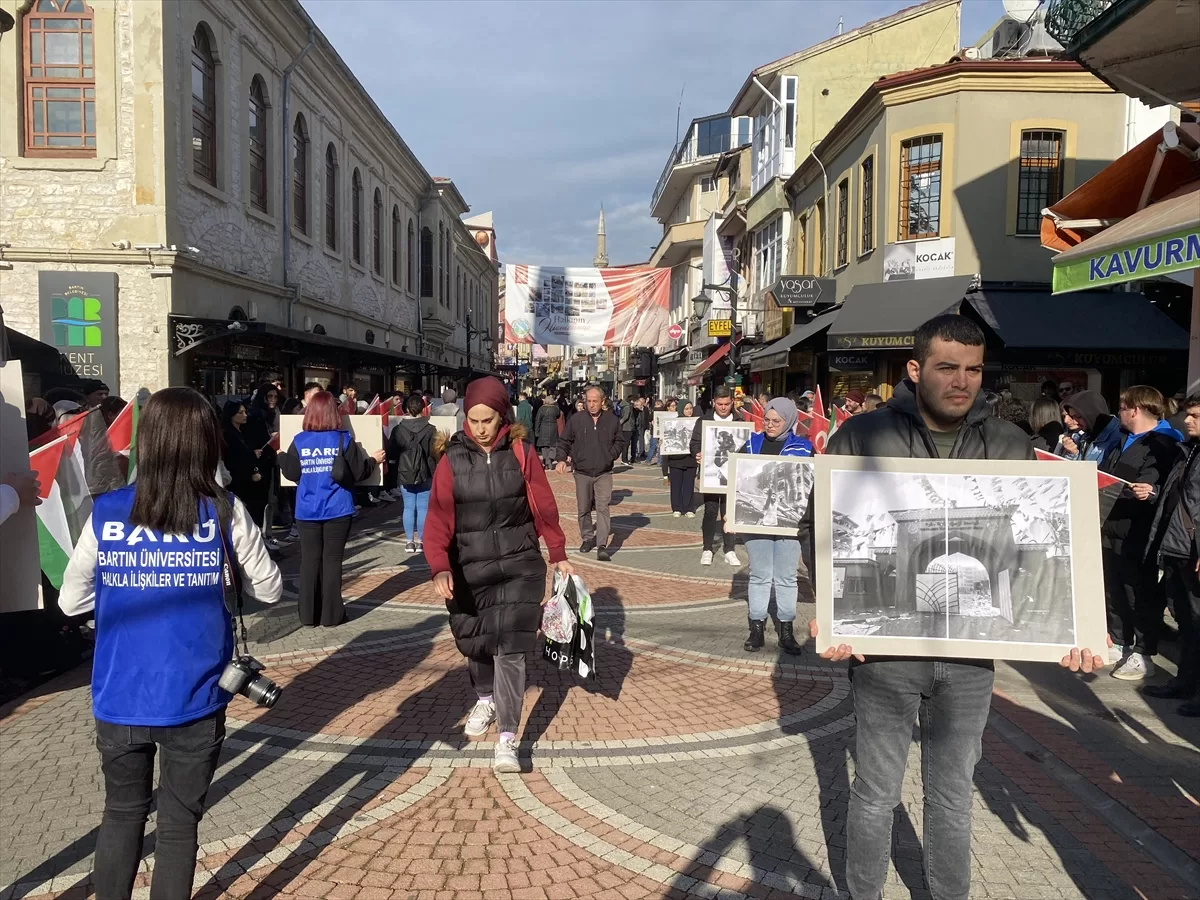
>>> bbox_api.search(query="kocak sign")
[39,271,119,390]
[767,276,836,308]
[883,237,955,281]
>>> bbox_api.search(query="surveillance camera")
[186,246,201,255]
[111,240,132,250]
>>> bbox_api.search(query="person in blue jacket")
[59,387,282,900]
[279,390,384,627]
[733,396,813,655]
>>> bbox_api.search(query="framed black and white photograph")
[659,416,697,457]
[813,456,1107,663]
[700,420,756,493]
[726,455,814,536]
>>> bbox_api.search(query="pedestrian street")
[2,467,1198,900]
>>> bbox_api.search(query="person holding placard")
[690,386,743,566]
[279,391,384,627]
[733,397,812,654]
[811,315,1107,900]
[666,401,698,517]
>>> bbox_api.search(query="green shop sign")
[1053,227,1200,294]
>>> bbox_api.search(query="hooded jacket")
[1101,419,1181,551]
[534,401,561,448]
[1059,391,1122,463]
[389,416,437,486]
[422,423,567,659]
[827,378,1034,461]
[1147,439,1200,563]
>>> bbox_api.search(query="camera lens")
[244,675,282,708]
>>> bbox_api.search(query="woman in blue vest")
[733,397,813,656]
[279,390,384,627]
[59,387,282,900]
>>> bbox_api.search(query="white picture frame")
[279,414,383,487]
[813,455,1107,663]
[726,454,814,536]
[652,410,675,439]
[699,420,757,493]
[659,416,697,457]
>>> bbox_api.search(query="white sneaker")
[724,551,740,566]
[673,511,682,518]
[493,735,520,773]
[464,699,496,737]
[1108,643,1127,666]
[1112,653,1155,681]
[700,550,714,566]
[684,511,695,518]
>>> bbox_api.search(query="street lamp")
[690,283,740,378]
[464,309,494,370]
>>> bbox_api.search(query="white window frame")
[750,76,797,196]
[752,215,784,295]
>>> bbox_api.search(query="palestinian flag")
[106,397,139,482]
[745,398,764,432]
[29,436,75,590]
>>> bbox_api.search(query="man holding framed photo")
[690,386,743,567]
[811,314,1106,900]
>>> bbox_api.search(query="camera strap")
[216,503,250,658]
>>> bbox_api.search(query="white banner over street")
[503,265,670,347]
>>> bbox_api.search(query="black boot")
[777,621,802,656]
[744,618,765,653]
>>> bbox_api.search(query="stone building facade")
[0,0,497,399]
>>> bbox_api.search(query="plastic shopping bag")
[540,572,577,644]
[541,573,596,679]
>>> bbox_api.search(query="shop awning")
[962,289,1187,352]
[1050,184,1200,294]
[826,275,975,351]
[657,348,687,366]
[685,342,731,383]
[751,306,840,373]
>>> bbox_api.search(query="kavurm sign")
[39,272,120,389]
[1052,227,1200,294]
[503,265,670,347]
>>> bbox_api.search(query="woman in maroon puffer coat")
[423,377,573,774]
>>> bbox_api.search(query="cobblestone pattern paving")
[2,468,1198,900]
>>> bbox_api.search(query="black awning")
[750,306,840,372]
[826,275,976,351]
[962,289,1187,351]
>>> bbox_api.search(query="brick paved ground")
[2,467,1199,900]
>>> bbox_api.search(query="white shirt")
[59,495,284,617]
[714,412,734,422]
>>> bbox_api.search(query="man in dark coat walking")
[556,386,626,561]
[811,314,1106,900]
[534,391,561,469]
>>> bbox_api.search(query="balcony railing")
[650,116,749,213]
[1045,0,1116,47]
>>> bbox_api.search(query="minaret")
[593,205,609,268]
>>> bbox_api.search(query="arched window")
[391,206,401,284]
[24,0,96,156]
[292,114,308,232]
[407,219,415,293]
[191,24,217,184]
[351,169,363,264]
[247,77,268,211]
[437,223,445,306]
[372,188,382,274]
[324,144,338,250]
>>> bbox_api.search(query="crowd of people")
[6,313,1199,900]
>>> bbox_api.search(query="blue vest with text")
[292,429,356,521]
[90,487,233,726]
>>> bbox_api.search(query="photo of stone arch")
[828,468,1076,646]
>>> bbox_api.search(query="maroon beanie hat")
[464,376,511,419]
[846,390,866,405]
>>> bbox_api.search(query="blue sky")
[301,0,1004,267]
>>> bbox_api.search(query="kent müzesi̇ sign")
[1053,227,1200,294]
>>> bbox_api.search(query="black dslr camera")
[218,655,282,708]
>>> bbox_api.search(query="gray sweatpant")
[574,472,612,549]
[468,652,526,734]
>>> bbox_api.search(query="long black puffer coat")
[441,427,546,659]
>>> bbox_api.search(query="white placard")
[699,420,757,493]
[278,414,383,487]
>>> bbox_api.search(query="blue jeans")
[745,536,800,623]
[646,436,659,464]
[400,481,430,540]
[847,661,994,900]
